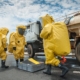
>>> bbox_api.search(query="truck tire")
[27,44,35,58]
[75,42,80,63]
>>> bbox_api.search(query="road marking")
[7,52,28,55]
[73,71,80,73]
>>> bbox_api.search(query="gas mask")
[18,28,25,35]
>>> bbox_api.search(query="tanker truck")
[64,11,80,63]
[25,11,80,63]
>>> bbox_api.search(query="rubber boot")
[1,60,9,69]
[20,58,23,62]
[58,63,69,77]
[16,59,18,67]
[43,64,51,75]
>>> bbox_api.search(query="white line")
[73,71,80,73]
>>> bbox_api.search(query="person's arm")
[2,36,7,48]
[24,37,27,46]
[10,33,16,50]
[0,34,3,48]
[40,24,52,39]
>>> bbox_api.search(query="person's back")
[51,22,70,55]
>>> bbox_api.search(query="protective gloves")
[4,48,7,51]
[13,47,16,50]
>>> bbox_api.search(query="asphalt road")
[0,53,80,80]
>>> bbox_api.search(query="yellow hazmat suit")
[8,25,26,60]
[0,27,9,60]
[40,14,71,66]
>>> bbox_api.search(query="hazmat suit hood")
[0,27,9,35]
[40,14,54,28]
[17,25,26,30]
[17,25,26,35]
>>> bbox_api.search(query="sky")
[0,0,80,34]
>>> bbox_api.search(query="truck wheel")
[75,42,80,63]
[27,44,35,58]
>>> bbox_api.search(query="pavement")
[0,51,80,80]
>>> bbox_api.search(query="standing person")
[40,14,71,77]
[0,27,9,69]
[8,25,26,67]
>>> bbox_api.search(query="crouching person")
[39,14,71,77]
[8,25,26,67]
[0,27,9,69]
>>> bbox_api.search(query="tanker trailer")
[65,11,80,63]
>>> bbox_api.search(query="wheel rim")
[28,48,32,57]
[27,45,33,57]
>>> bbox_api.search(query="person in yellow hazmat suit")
[40,14,71,77]
[8,25,26,67]
[0,27,9,69]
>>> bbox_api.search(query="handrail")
[55,11,80,21]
